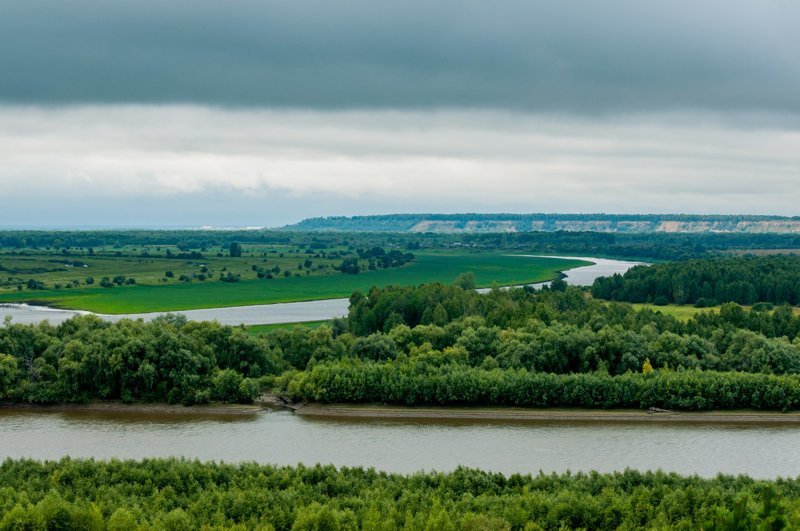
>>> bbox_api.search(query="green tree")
[0,354,19,398]
[453,272,476,290]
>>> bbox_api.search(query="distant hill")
[284,214,800,234]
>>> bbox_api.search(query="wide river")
[2,254,797,479]
[0,256,643,326]
[1,409,798,479]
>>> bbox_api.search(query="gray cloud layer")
[2,1,799,112]
[2,106,798,227]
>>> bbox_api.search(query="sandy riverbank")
[291,403,800,425]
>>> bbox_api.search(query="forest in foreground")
[0,458,794,530]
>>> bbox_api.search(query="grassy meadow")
[630,303,715,321]
[0,250,588,313]
[630,303,800,321]
[245,321,331,336]
[0,243,348,287]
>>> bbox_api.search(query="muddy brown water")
[1,408,798,479]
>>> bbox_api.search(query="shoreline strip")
[292,404,800,425]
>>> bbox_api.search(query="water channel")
[1,408,797,479]
[1,255,797,479]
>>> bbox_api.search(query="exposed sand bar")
[293,403,800,425]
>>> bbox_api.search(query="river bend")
[0,256,643,326]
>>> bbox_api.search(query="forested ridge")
[0,458,794,530]
[592,255,800,306]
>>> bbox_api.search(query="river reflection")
[1,409,798,479]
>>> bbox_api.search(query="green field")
[630,303,800,321]
[245,320,331,335]
[630,303,715,321]
[0,253,588,313]
[0,243,350,289]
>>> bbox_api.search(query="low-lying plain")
[0,251,587,313]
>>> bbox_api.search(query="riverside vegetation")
[3,245,800,528]
[3,277,800,409]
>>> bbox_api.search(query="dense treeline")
[0,458,794,529]
[287,283,800,410]
[5,228,800,262]
[279,360,800,410]
[592,255,800,306]
[462,231,800,261]
[348,283,800,376]
[5,282,800,408]
[0,230,292,250]
[0,315,283,404]
[0,230,423,255]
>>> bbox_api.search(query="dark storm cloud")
[1,0,798,112]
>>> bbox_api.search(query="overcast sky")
[2,0,799,227]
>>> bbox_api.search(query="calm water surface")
[1,409,797,479]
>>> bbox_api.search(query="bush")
[694,297,717,308]
[238,378,261,403]
[25,279,45,290]
[212,369,244,403]
[337,257,361,275]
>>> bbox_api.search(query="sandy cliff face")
[408,218,800,234]
[731,221,800,233]
[654,220,800,233]
[464,220,517,232]
[411,221,459,232]
[290,214,800,234]
[412,220,518,232]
